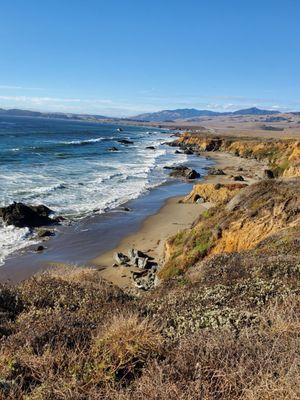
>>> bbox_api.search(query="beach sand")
[93,151,264,288]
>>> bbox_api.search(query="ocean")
[0,116,190,265]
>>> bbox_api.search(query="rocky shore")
[0,131,299,399]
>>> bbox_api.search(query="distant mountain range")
[0,106,281,124]
[0,108,107,122]
[132,107,280,122]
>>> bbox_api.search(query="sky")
[0,0,300,117]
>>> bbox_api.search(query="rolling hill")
[133,107,279,122]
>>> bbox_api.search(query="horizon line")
[0,105,294,120]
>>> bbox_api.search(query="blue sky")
[0,0,299,116]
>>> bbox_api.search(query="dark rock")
[0,202,57,228]
[263,169,275,179]
[35,245,45,252]
[168,166,200,180]
[175,150,182,154]
[37,229,55,238]
[209,168,226,175]
[184,149,194,155]
[108,147,119,152]
[30,205,53,218]
[117,139,134,145]
[146,146,155,150]
[233,175,245,181]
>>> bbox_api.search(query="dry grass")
[107,297,300,400]
[0,267,299,399]
[89,313,162,385]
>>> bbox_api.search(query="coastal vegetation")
[0,133,299,399]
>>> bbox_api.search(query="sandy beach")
[93,151,265,288]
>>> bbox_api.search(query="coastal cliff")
[177,132,300,177]
[161,177,300,279]
[0,133,299,399]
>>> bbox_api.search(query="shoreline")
[0,154,213,283]
[0,147,265,286]
[92,151,264,288]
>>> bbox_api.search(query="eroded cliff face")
[176,133,300,177]
[160,178,300,280]
[183,182,247,204]
[212,178,300,254]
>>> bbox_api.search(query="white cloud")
[0,84,44,90]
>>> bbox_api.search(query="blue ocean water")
[0,116,188,264]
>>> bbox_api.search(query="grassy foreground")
[0,136,300,399]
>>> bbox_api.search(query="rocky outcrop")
[0,202,58,228]
[166,166,200,180]
[113,248,158,290]
[176,134,223,152]
[183,182,247,205]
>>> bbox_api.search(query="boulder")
[168,166,200,180]
[0,202,57,228]
[137,257,149,269]
[233,175,245,181]
[209,168,226,175]
[128,248,150,269]
[132,269,156,290]
[114,252,130,265]
[128,248,148,259]
[146,146,155,150]
[35,245,45,252]
[37,229,55,238]
[175,150,182,154]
